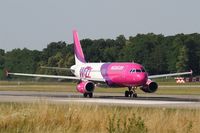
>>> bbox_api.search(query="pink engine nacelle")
[76,81,95,94]
[140,79,158,93]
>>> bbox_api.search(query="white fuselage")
[71,63,104,80]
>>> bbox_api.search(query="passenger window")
[136,69,141,72]
[130,69,136,73]
[141,68,145,72]
[130,68,145,73]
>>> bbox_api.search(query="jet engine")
[76,81,95,94]
[140,79,158,93]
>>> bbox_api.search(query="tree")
[166,34,185,72]
[0,49,5,56]
[42,41,67,62]
[0,49,5,79]
[185,36,200,75]
[0,55,4,69]
[1,32,200,78]
[4,48,37,73]
[176,46,189,72]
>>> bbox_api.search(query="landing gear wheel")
[132,93,137,98]
[83,93,93,98]
[88,93,93,98]
[125,87,138,98]
[83,93,88,98]
[125,91,129,97]
[129,91,133,97]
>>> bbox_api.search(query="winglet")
[5,70,9,77]
[73,30,86,64]
[190,70,193,75]
[4,69,10,78]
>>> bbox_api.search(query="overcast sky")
[1,0,200,51]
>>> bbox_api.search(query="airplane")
[7,30,192,98]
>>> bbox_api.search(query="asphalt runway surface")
[0,91,200,108]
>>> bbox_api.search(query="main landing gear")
[125,87,137,98]
[83,93,93,98]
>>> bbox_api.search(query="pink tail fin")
[73,30,86,64]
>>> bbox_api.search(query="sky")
[0,0,200,51]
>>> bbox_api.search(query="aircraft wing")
[7,72,105,82]
[8,72,80,80]
[148,71,192,79]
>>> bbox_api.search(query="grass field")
[0,102,200,133]
[0,81,200,132]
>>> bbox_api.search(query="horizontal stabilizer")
[40,66,71,71]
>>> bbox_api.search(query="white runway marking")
[53,98,193,105]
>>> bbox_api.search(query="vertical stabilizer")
[73,30,86,64]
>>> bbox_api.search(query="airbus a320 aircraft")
[8,30,192,98]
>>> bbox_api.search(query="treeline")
[0,33,200,79]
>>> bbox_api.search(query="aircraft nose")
[136,73,147,84]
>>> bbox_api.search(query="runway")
[0,91,200,108]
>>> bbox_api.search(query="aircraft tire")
[129,91,133,97]
[132,93,137,98]
[125,91,129,97]
[88,93,93,98]
[83,93,88,98]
